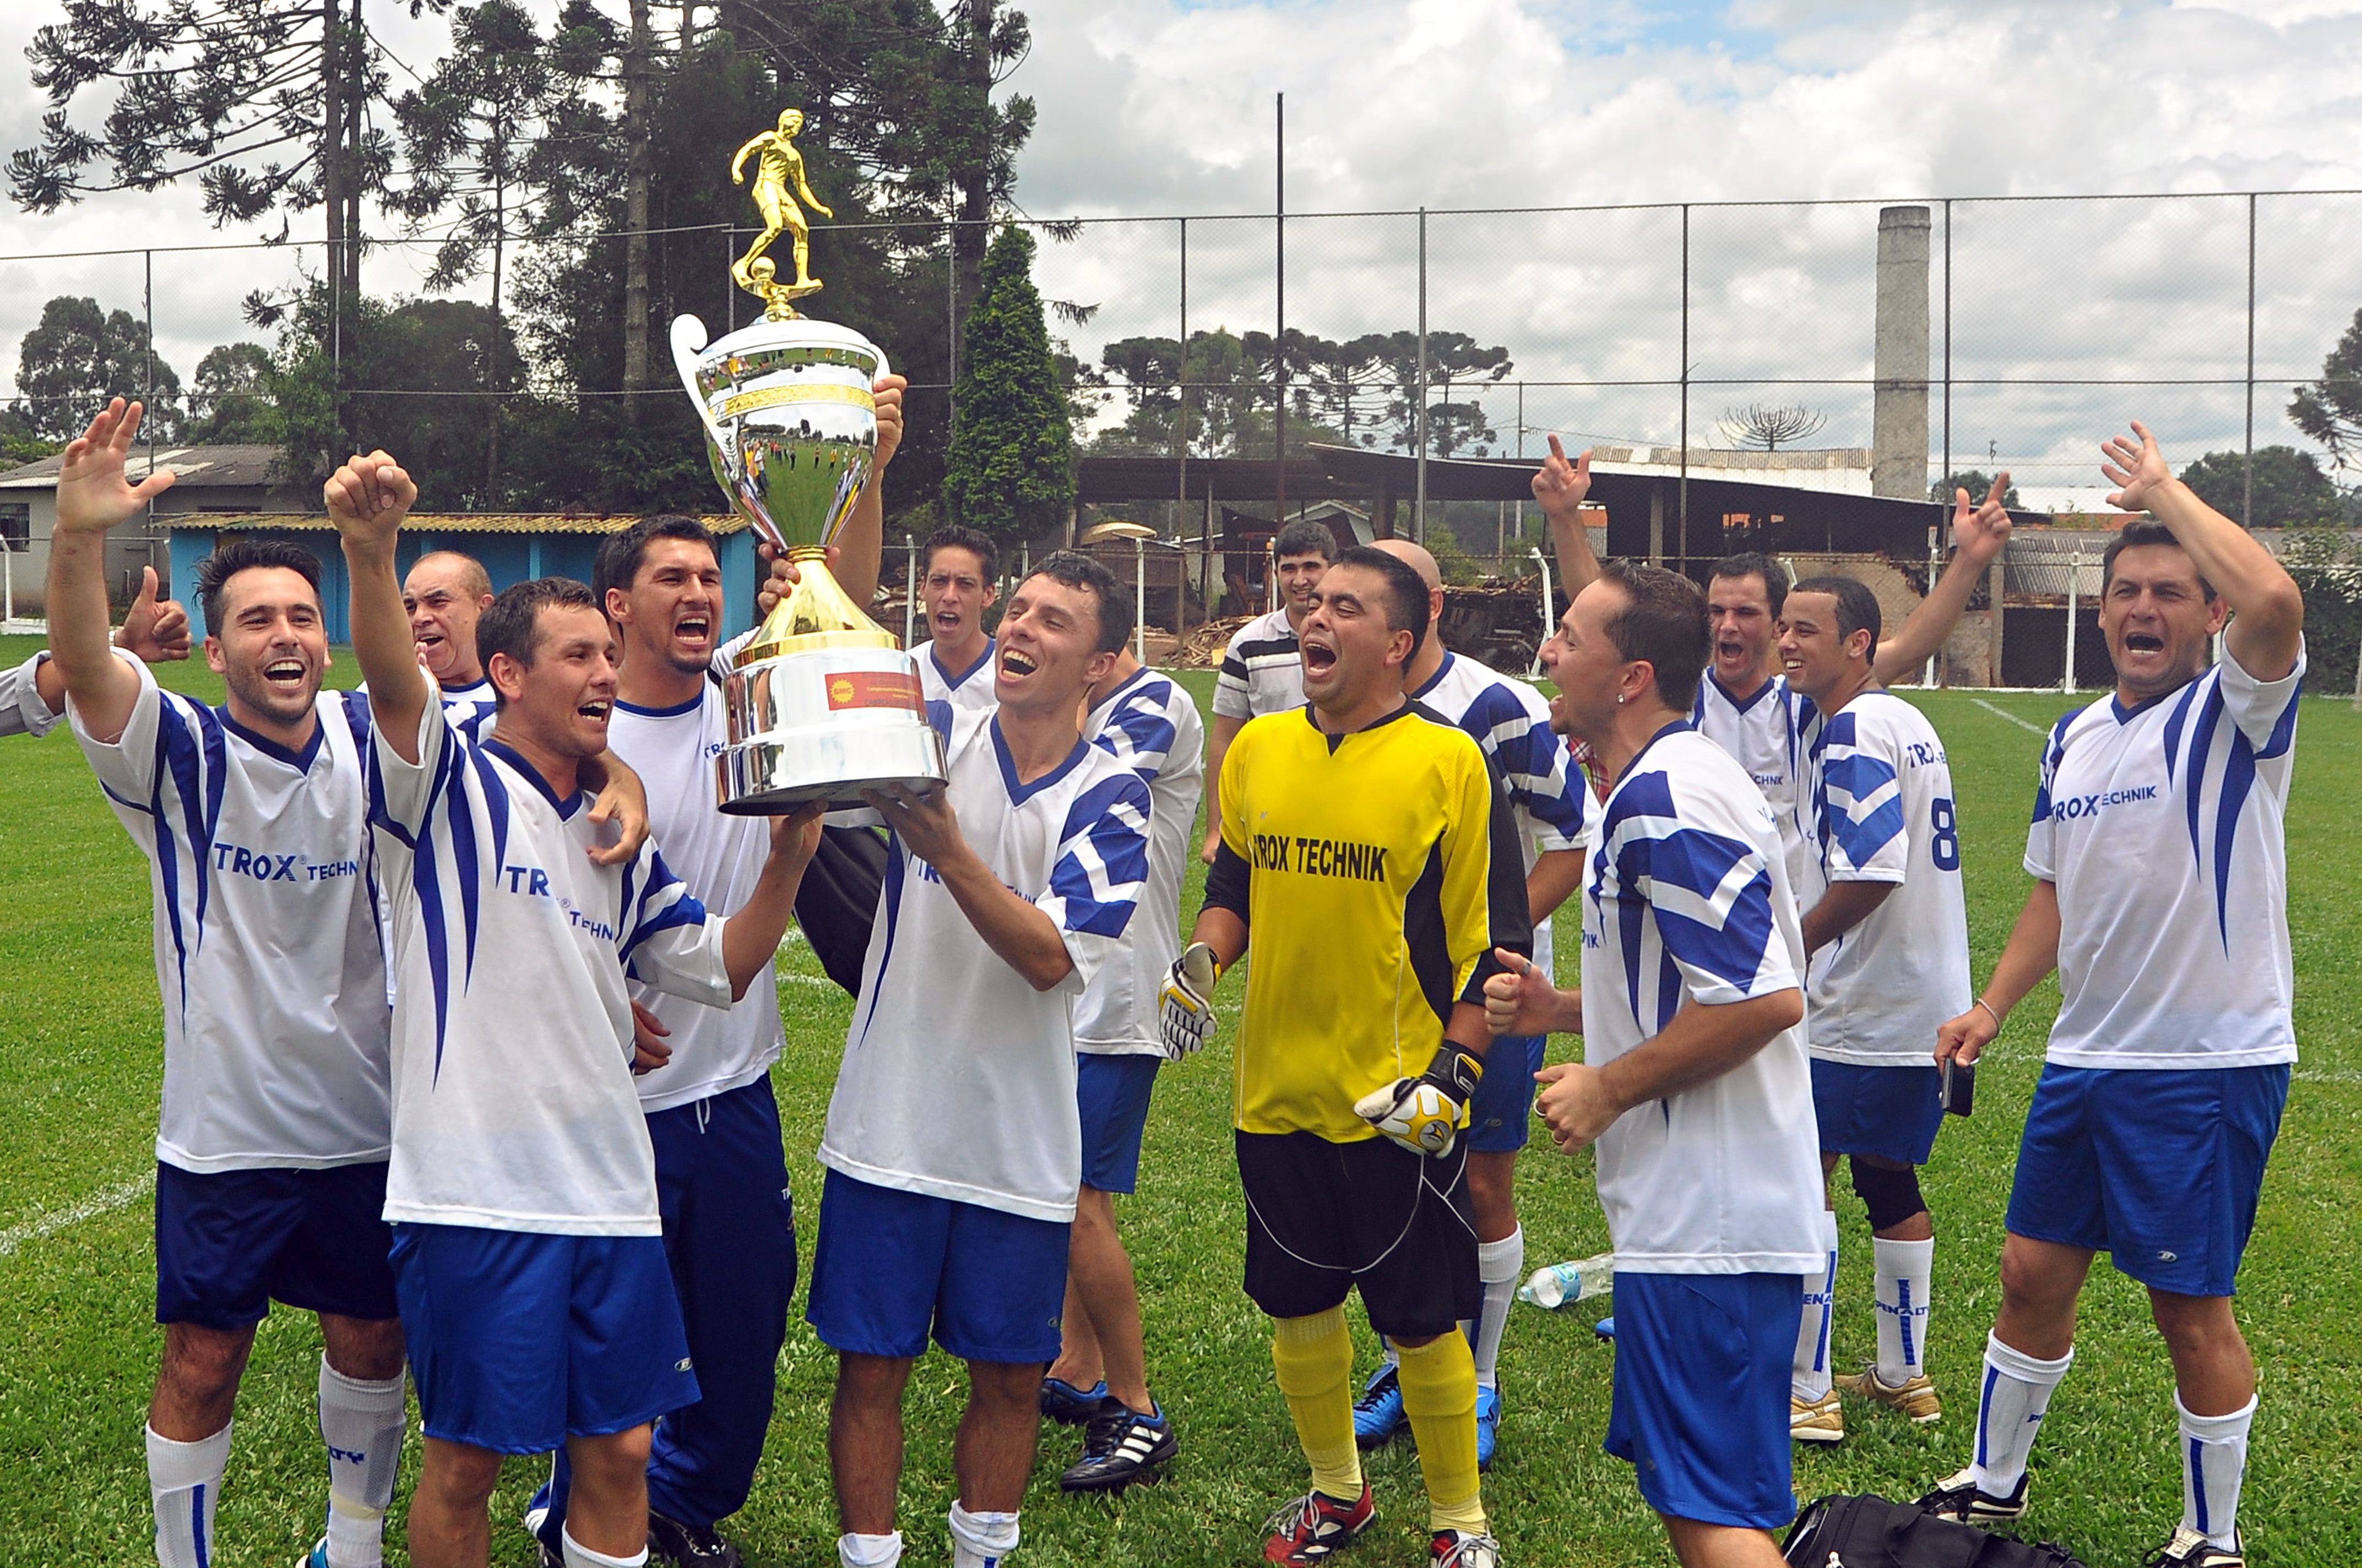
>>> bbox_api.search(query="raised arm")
[1531,434,1601,597]
[1872,473,2013,682]
[44,400,180,742]
[2102,421,2304,680]
[325,453,426,762]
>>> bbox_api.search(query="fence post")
[1177,216,1188,515]
[1415,206,1428,545]
[2244,192,2257,527]
[1134,533,1147,665]
[1529,546,1553,679]
[2064,547,2079,694]
[903,533,917,650]
[1678,204,1689,543]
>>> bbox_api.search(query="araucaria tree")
[942,225,1071,540]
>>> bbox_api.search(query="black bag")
[1782,1494,2087,1568]
[792,822,889,996]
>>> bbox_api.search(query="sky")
[6,0,2362,505]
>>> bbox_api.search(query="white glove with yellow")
[1157,941,1221,1061]
[1354,1046,1484,1158]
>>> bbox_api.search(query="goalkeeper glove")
[1354,1047,1484,1158]
[1158,942,1221,1060]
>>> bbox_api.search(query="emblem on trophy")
[671,110,948,813]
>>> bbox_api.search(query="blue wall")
[172,527,757,646]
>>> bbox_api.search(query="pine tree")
[942,225,1069,540]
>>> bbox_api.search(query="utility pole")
[1274,94,1287,525]
[621,0,654,416]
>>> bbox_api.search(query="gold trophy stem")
[738,545,898,667]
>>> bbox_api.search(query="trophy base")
[716,644,948,816]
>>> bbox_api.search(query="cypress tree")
[942,225,1072,541]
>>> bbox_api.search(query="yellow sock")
[1395,1332,1486,1535]
[1270,1308,1363,1501]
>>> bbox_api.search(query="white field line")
[1972,698,2050,735]
[0,1169,154,1260]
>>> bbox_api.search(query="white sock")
[1381,1334,1399,1373]
[2178,1393,2255,1550]
[561,1526,649,1568]
[1792,1210,1838,1401]
[1874,1237,1935,1384]
[1970,1332,2073,1496]
[148,1421,233,1568]
[948,1502,1019,1568]
[317,1357,406,1568]
[1472,1227,1523,1390]
[838,1531,904,1567]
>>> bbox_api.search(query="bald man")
[403,552,497,723]
[1348,540,1592,1472]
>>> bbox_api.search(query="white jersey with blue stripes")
[1690,668,1809,888]
[919,637,999,712]
[2,651,63,739]
[368,687,735,1235]
[1581,726,1823,1276]
[822,704,1153,1222]
[69,654,391,1172]
[2028,643,2305,1070]
[1073,667,1205,1058]
[1410,651,1590,977]
[1794,691,1972,1066]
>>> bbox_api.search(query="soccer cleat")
[1262,1484,1376,1564]
[303,1539,329,1568]
[2143,1526,2244,1566]
[523,1482,564,1567]
[1060,1399,1178,1493]
[1474,1384,1502,1471]
[648,1507,745,1567]
[1791,1387,1844,1444]
[1593,1316,1615,1342]
[1040,1375,1111,1425]
[1352,1365,1408,1449]
[1836,1360,1942,1423]
[1431,1530,1502,1567]
[1918,1466,2030,1525]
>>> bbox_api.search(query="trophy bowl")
[671,312,948,813]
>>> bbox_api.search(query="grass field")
[1,634,2358,1567]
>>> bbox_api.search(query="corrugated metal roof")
[0,444,285,488]
[164,511,751,535]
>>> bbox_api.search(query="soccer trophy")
[670,109,947,813]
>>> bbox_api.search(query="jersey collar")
[1408,650,1456,701]
[932,637,997,690]
[218,705,325,773]
[1300,697,1420,755]
[1706,668,1778,713]
[990,714,1091,805]
[2108,685,2182,724]
[481,736,586,819]
[615,689,705,718]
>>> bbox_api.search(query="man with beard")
[1918,426,2305,1568]
[813,555,1151,1568]
[1199,518,1336,865]
[1161,546,1529,1568]
[332,451,821,1568]
[1484,560,1822,1568]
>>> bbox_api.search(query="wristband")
[1973,998,2002,1030]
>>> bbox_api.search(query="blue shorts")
[2005,1063,2288,1298]
[805,1168,1069,1364]
[1077,1053,1160,1195]
[1811,1060,1946,1167]
[155,1161,398,1329]
[1466,1035,1547,1154]
[391,1223,697,1455]
[1604,1271,1799,1531]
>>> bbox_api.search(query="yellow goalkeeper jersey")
[1209,701,1533,1142]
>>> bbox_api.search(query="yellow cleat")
[1790,1387,1844,1444]
[1835,1362,1942,1423]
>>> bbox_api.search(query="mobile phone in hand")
[1940,1058,1975,1118]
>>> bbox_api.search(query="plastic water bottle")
[1516,1253,1614,1309]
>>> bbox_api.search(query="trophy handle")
[669,314,740,487]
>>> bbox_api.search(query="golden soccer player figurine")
[731,108,833,316]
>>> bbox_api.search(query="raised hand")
[1953,470,2015,562]
[2101,421,2173,513]
[56,399,178,536]
[324,451,418,551]
[1530,434,1594,520]
[116,565,193,662]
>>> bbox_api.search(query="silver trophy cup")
[670,312,948,813]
